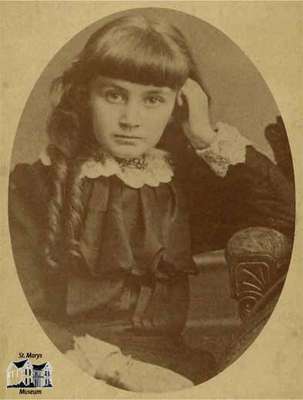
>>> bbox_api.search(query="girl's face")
[88,75,178,158]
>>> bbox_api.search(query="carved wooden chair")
[191,116,294,370]
[227,116,293,322]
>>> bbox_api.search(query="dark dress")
[8,140,295,384]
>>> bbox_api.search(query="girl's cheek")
[157,110,174,127]
[149,105,172,120]
[94,102,117,122]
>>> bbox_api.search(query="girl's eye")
[144,96,164,107]
[104,90,125,104]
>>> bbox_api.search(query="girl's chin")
[108,147,150,160]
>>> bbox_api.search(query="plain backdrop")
[10,7,280,168]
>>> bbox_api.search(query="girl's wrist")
[189,126,217,150]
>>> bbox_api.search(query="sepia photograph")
[2,2,301,397]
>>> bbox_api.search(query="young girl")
[9,14,294,390]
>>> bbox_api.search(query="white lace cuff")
[195,122,252,177]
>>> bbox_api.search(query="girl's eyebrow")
[143,89,172,95]
[95,79,127,92]
[94,76,174,95]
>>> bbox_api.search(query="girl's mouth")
[114,134,143,145]
[114,134,142,139]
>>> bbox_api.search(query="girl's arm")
[179,79,295,249]
[194,124,295,237]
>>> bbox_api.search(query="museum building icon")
[7,359,52,388]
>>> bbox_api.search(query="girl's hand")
[177,78,216,149]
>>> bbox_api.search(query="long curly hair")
[44,13,202,274]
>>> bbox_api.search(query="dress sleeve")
[8,161,51,314]
[191,123,295,249]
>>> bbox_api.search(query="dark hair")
[44,13,201,275]
[48,14,200,158]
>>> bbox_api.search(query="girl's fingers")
[180,78,208,108]
[181,78,198,94]
[179,78,213,145]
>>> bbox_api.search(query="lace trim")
[195,122,252,177]
[39,147,174,189]
[65,334,193,390]
[65,335,127,379]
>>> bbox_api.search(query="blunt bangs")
[78,18,191,89]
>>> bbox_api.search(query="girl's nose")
[119,100,141,129]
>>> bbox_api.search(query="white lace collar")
[40,147,174,189]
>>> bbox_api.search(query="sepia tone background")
[1,1,302,398]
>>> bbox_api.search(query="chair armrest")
[192,249,227,271]
[225,227,292,320]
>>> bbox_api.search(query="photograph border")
[1,2,302,398]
